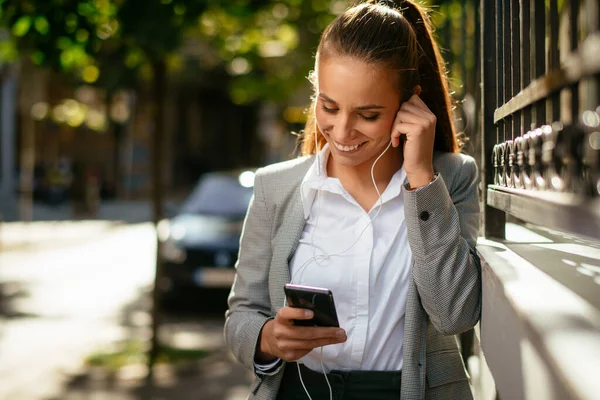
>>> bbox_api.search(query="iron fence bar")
[496,0,504,146]
[473,0,482,145]
[483,0,506,239]
[461,0,468,98]
[504,0,512,142]
[520,0,532,131]
[533,0,546,126]
[586,0,599,108]
[511,0,521,144]
[568,0,580,124]
[493,32,600,122]
[549,0,561,122]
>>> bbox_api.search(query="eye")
[360,114,380,121]
[321,104,338,114]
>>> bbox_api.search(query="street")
[0,222,252,400]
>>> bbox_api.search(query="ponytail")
[398,0,459,153]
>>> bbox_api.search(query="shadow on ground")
[0,281,40,319]
[48,287,253,400]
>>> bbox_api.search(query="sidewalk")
[54,342,253,400]
[47,309,253,400]
[0,199,167,252]
[0,199,156,223]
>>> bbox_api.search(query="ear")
[413,85,422,96]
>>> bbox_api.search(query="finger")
[277,307,313,324]
[277,347,310,362]
[280,336,347,352]
[400,102,433,120]
[408,94,432,113]
[395,110,425,125]
[288,326,345,341]
[391,122,418,148]
[392,121,420,136]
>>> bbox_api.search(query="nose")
[327,113,354,140]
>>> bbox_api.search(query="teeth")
[334,141,361,152]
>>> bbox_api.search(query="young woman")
[225,1,481,399]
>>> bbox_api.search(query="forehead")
[317,56,399,104]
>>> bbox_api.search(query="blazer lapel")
[271,182,307,312]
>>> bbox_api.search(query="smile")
[333,141,366,152]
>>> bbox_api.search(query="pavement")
[0,198,157,223]
[0,202,253,400]
[0,198,174,252]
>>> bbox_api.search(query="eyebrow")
[318,93,385,111]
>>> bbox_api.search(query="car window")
[179,174,253,218]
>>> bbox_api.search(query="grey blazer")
[225,151,481,400]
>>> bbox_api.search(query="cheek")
[360,119,394,139]
[314,108,328,127]
[314,109,335,135]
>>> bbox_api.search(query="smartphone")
[284,283,340,327]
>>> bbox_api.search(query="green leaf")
[65,13,78,33]
[12,16,32,37]
[34,16,50,35]
[56,36,72,50]
[174,3,186,16]
[31,50,44,65]
[77,2,96,17]
[75,29,89,43]
[0,39,18,65]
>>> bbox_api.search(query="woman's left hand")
[391,93,436,189]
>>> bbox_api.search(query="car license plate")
[193,268,236,288]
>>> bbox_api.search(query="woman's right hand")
[256,307,347,363]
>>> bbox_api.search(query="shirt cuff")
[404,172,439,192]
[254,358,283,376]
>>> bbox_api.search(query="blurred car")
[157,169,256,309]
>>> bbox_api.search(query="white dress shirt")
[274,144,412,373]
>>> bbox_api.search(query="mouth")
[333,140,367,153]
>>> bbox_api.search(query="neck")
[327,145,404,191]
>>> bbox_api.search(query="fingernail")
[336,329,345,338]
[304,310,313,318]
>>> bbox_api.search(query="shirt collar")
[300,143,331,219]
[300,143,407,219]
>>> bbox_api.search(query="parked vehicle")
[157,169,256,310]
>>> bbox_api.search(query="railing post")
[482,0,506,239]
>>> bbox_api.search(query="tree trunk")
[18,59,46,222]
[147,58,166,382]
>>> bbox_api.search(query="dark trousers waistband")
[277,362,402,400]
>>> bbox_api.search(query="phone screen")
[284,284,340,327]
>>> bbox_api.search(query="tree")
[0,0,209,379]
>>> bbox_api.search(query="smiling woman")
[313,56,403,197]
[224,1,481,400]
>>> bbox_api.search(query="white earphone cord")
[291,98,392,400]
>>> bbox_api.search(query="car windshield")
[179,173,253,218]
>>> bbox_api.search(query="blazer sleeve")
[403,155,481,335]
[224,169,275,371]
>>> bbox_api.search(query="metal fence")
[480,0,600,241]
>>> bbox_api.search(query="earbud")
[314,97,321,176]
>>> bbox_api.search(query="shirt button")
[419,211,430,221]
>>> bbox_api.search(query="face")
[315,55,401,169]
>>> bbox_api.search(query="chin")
[329,148,373,168]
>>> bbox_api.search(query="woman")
[225,1,481,399]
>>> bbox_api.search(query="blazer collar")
[272,160,312,309]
